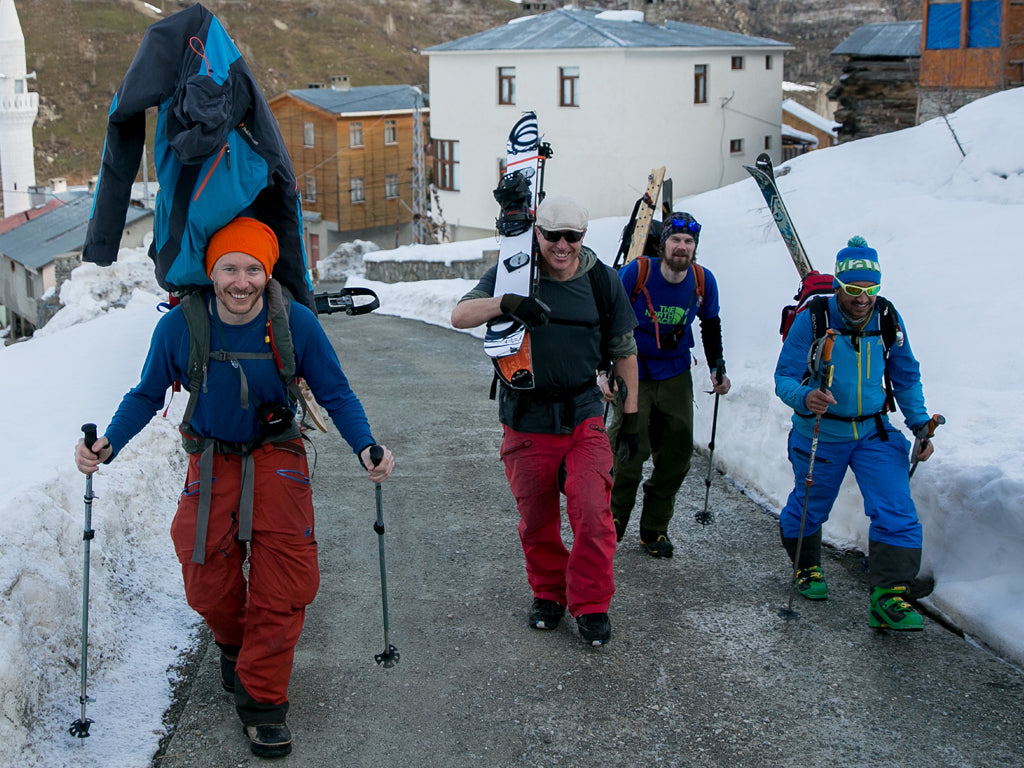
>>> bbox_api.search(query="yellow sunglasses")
[836,278,881,297]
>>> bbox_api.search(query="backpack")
[779,271,836,341]
[178,278,306,453]
[802,294,904,415]
[627,256,705,350]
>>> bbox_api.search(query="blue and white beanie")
[834,236,881,285]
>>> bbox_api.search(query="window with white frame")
[384,120,398,145]
[350,122,363,148]
[303,122,315,148]
[350,177,365,203]
[385,174,399,199]
[434,140,460,191]
[304,175,316,203]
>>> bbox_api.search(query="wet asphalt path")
[155,312,1023,768]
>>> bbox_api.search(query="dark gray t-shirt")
[462,247,637,433]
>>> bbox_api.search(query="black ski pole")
[69,423,98,738]
[780,331,835,621]
[910,413,945,479]
[369,445,399,668]
[696,361,725,526]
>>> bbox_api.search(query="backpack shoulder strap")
[180,289,212,430]
[807,294,830,342]
[587,262,615,371]
[264,278,297,383]
[629,256,650,303]
[693,263,705,304]
[873,296,900,355]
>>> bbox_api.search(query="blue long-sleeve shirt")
[774,295,929,442]
[105,299,374,458]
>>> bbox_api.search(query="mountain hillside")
[16,0,919,188]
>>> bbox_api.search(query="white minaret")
[0,0,38,217]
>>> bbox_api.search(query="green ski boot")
[795,565,828,600]
[869,586,924,631]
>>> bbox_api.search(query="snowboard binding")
[493,170,535,237]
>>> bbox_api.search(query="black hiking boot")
[220,653,237,693]
[576,613,611,646]
[243,723,292,758]
[640,528,674,558]
[528,598,565,630]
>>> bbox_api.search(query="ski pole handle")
[916,414,946,439]
[369,444,384,469]
[818,330,836,392]
[82,423,98,455]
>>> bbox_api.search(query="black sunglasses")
[538,227,584,244]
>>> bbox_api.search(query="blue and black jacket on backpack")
[82,4,314,310]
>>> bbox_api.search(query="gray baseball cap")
[535,195,589,233]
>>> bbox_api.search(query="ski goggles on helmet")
[667,217,701,235]
[538,228,584,244]
[835,278,881,297]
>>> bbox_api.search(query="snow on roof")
[782,98,839,136]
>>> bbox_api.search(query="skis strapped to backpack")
[743,152,835,340]
[613,166,666,270]
[484,111,551,390]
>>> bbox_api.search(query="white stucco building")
[0,0,38,218]
[424,7,791,240]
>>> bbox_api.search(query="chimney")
[88,175,99,194]
[306,82,326,89]
[330,75,351,91]
[28,185,46,208]
[49,177,67,194]
[637,0,669,26]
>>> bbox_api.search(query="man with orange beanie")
[74,216,395,758]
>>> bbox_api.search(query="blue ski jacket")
[82,4,314,310]
[775,295,929,442]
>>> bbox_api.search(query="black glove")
[500,294,551,330]
[615,412,639,464]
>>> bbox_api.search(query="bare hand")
[75,436,112,475]
[710,372,731,395]
[915,438,934,463]
[360,444,395,483]
[804,388,836,416]
[598,372,615,403]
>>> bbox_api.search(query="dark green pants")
[608,369,694,531]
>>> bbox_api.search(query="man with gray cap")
[608,211,731,557]
[775,236,935,631]
[451,194,638,646]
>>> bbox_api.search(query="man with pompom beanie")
[74,217,396,758]
[774,236,936,631]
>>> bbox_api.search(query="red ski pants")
[501,417,616,616]
[170,440,319,706]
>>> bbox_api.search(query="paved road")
[155,313,1023,768]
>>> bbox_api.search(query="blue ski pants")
[779,426,922,548]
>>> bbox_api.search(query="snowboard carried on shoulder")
[613,166,666,269]
[484,112,550,389]
[743,153,834,339]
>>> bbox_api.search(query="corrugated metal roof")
[425,8,790,53]
[0,194,150,270]
[287,84,427,115]
[831,21,922,58]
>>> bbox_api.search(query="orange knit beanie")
[205,217,279,277]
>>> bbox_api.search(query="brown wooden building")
[829,21,922,143]
[269,79,429,256]
[919,0,1024,119]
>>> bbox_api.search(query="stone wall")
[365,249,498,283]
